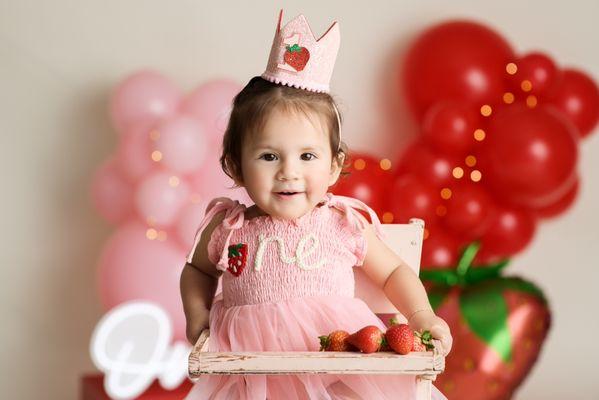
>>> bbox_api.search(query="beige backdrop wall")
[1,0,598,399]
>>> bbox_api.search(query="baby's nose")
[277,160,300,180]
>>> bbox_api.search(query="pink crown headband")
[261,9,340,93]
[261,9,343,136]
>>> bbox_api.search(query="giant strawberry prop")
[420,243,551,400]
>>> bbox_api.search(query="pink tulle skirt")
[185,295,447,400]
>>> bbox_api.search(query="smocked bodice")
[186,193,385,308]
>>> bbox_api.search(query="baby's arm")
[360,224,453,356]
[180,211,226,345]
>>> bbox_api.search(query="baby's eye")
[259,153,278,161]
[301,152,317,161]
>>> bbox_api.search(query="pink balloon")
[90,158,134,224]
[135,171,190,227]
[181,79,242,144]
[97,221,187,341]
[154,116,207,173]
[188,148,253,205]
[110,70,181,133]
[116,123,157,182]
[175,200,209,250]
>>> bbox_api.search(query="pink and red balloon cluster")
[334,21,598,269]
[90,71,246,340]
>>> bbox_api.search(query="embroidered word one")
[254,232,326,271]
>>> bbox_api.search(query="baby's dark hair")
[220,76,349,185]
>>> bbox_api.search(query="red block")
[80,374,193,399]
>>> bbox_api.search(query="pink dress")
[185,193,447,400]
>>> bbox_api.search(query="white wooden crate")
[188,219,445,399]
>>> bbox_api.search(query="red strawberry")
[412,330,435,352]
[284,44,310,71]
[380,340,392,352]
[227,243,247,276]
[385,323,414,355]
[318,330,352,352]
[412,336,427,352]
[347,326,384,354]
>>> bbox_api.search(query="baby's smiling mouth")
[275,191,303,196]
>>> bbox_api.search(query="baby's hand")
[408,310,453,357]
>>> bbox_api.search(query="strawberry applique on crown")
[261,9,340,93]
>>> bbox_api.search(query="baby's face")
[239,107,342,220]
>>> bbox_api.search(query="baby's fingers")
[430,325,452,356]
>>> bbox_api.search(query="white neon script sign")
[90,301,191,399]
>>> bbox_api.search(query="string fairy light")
[379,158,392,171]
[452,167,464,179]
[353,158,366,170]
[151,150,162,162]
[382,212,394,223]
[146,228,158,240]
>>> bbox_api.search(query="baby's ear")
[328,152,345,186]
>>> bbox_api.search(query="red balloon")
[442,182,494,239]
[386,173,441,225]
[422,101,480,156]
[534,176,580,219]
[331,153,392,216]
[547,69,599,137]
[475,204,537,263]
[480,104,579,207]
[420,226,462,269]
[403,20,515,121]
[507,52,560,96]
[395,140,461,189]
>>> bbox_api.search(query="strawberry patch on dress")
[227,243,248,276]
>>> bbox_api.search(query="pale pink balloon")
[135,171,190,227]
[181,79,241,143]
[110,70,181,133]
[188,148,253,205]
[97,221,187,341]
[90,157,134,224]
[154,115,206,173]
[175,200,209,250]
[116,123,157,182]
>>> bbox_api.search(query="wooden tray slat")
[190,350,444,376]
[189,330,444,378]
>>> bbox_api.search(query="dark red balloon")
[422,101,480,156]
[386,173,441,225]
[547,69,599,137]
[403,20,515,121]
[507,52,560,96]
[480,104,579,207]
[534,177,580,219]
[395,140,461,189]
[420,225,462,269]
[442,182,494,239]
[475,204,537,263]
[331,153,392,216]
